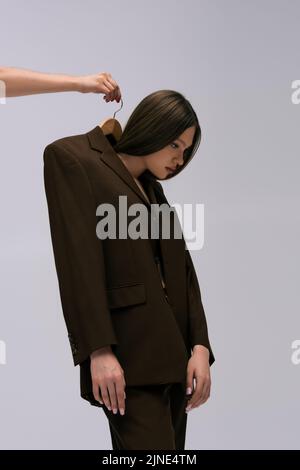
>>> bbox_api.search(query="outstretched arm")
[0,67,121,101]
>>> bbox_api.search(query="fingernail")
[120,408,125,415]
[107,405,111,411]
[186,387,192,395]
[113,408,117,414]
[185,405,192,412]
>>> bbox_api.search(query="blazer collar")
[86,125,164,209]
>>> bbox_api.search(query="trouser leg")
[108,420,122,450]
[102,383,188,450]
[168,382,188,450]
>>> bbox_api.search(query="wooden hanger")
[98,97,123,146]
[98,97,150,202]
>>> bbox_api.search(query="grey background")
[0,0,299,450]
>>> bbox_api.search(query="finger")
[100,383,112,411]
[102,84,114,102]
[107,78,120,101]
[115,378,126,415]
[197,381,211,406]
[103,78,114,93]
[103,85,114,102]
[92,382,101,403]
[106,77,119,100]
[98,391,104,405]
[186,369,194,397]
[187,376,205,409]
[107,76,118,90]
[115,87,122,102]
[103,79,115,101]
[193,377,205,405]
[107,380,118,414]
[102,83,113,95]
[116,85,122,102]
[113,87,120,102]
[103,84,121,102]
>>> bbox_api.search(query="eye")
[170,142,179,149]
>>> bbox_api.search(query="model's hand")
[90,346,126,415]
[185,345,211,412]
[78,72,121,102]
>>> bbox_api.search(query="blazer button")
[68,332,78,355]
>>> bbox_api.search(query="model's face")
[143,125,196,180]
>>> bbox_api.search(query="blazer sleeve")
[185,247,215,366]
[43,143,118,366]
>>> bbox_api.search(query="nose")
[175,155,184,169]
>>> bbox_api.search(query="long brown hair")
[113,89,201,181]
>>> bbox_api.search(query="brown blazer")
[43,125,215,408]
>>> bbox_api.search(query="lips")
[166,167,176,173]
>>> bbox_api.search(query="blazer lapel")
[87,125,152,208]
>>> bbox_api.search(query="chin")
[157,172,169,181]
[149,167,171,181]
[148,169,163,179]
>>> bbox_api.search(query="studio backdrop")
[0,0,299,450]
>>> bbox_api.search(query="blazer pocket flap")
[106,282,146,310]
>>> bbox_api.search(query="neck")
[116,152,146,179]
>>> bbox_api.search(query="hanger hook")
[113,97,123,119]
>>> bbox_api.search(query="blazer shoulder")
[44,131,86,152]
[43,132,89,167]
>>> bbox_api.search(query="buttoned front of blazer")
[43,125,215,408]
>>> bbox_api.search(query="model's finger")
[186,376,205,409]
[186,368,194,396]
[100,383,112,411]
[92,382,100,403]
[115,379,126,415]
[198,381,211,406]
[107,380,118,414]
[98,390,104,405]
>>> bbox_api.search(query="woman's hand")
[185,345,211,412]
[0,67,121,101]
[90,346,126,415]
[78,71,121,102]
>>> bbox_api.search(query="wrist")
[90,345,112,359]
[192,344,209,357]
[68,75,82,92]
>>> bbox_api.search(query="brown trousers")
[101,382,188,450]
